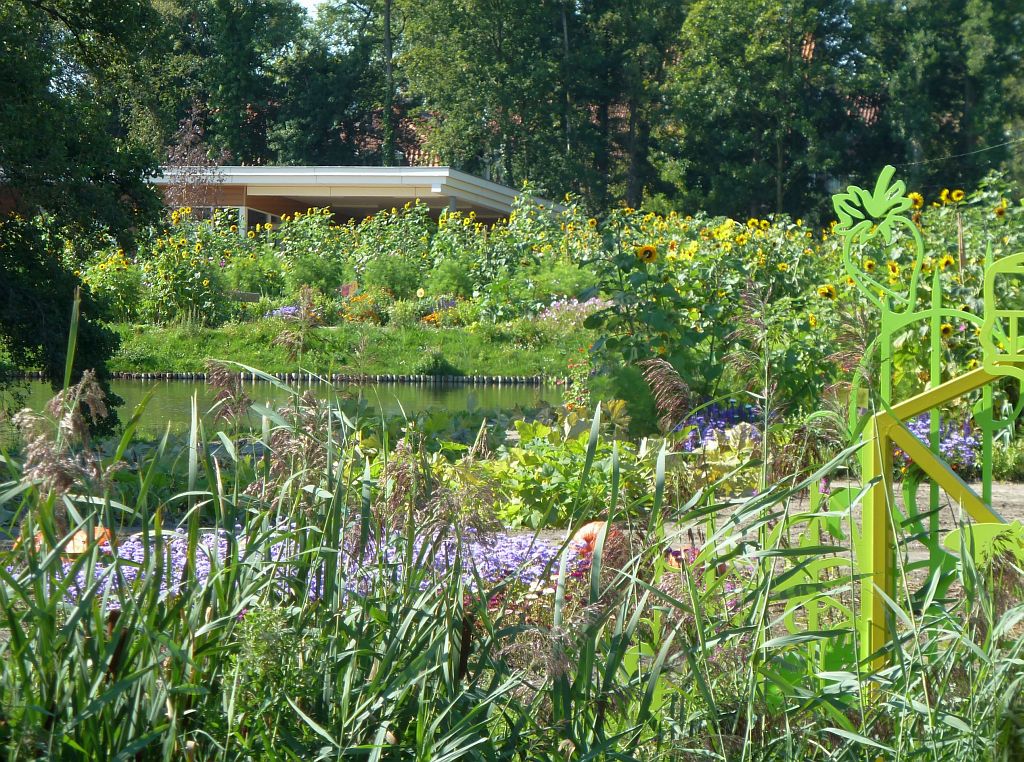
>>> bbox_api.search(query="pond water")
[5,379,563,439]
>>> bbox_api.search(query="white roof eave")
[152,165,561,213]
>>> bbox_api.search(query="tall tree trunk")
[561,3,571,157]
[596,100,610,203]
[625,99,649,208]
[775,134,784,213]
[382,0,395,166]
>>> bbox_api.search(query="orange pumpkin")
[572,521,621,556]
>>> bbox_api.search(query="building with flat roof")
[153,165,551,228]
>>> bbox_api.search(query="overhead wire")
[894,135,1024,167]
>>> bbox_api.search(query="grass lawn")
[107,320,592,377]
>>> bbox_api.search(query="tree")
[401,0,568,189]
[866,0,1024,194]
[0,0,162,419]
[657,0,884,219]
[199,0,304,163]
[267,26,367,165]
[547,1,688,207]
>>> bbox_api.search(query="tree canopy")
[0,0,163,410]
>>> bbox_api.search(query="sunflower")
[938,253,955,270]
[777,262,789,272]
[807,312,818,328]
[230,224,238,233]
[635,244,658,263]
[908,192,924,210]
[940,188,951,204]
[887,261,900,276]
[247,230,255,239]
[995,204,1007,218]
[950,189,965,203]
[588,217,598,229]
[864,258,877,272]
[817,284,837,300]
[967,359,979,370]
[940,323,954,339]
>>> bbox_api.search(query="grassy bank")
[107,319,591,377]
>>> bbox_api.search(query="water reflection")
[6,379,562,439]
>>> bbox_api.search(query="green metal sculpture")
[826,166,1023,669]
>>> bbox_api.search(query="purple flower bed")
[266,305,299,319]
[22,530,583,610]
[674,403,762,451]
[899,414,980,475]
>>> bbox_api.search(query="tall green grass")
[1,360,1022,758]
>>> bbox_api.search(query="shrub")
[436,298,481,327]
[425,258,475,298]
[412,348,462,376]
[530,259,598,300]
[341,287,392,325]
[361,253,423,300]
[993,438,1024,481]
[224,250,286,297]
[80,248,145,323]
[134,220,230,326]
[284,252,351,296]
[389,298,429,328]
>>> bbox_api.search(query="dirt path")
[520,482,1024,562]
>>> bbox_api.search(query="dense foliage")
[238,3,1024,211]
[0,0,163,408]
[75,172,1024,436]
[7,1,1017,218]
[2,372,1022,758]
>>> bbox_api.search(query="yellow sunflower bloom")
[940,323,954,339]
[950,189,965,203]
[635,244,658,263]
[864,258,877,272]
[817,284,837,300]
[938,253,955,270]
